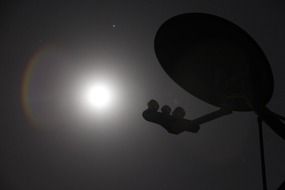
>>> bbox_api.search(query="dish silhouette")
[144,13,285,140]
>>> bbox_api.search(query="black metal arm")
[142,100,232,134]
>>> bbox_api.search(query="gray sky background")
[1,0,285,189]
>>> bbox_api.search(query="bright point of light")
[84,83,112,110]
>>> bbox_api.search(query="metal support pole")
[258,117,268,190]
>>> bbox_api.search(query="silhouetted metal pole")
[258,117,268,190]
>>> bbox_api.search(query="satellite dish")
[144,13,285,140]
[155,13,273,112]
[143,13,285,190]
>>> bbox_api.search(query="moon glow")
[84,83,113,110]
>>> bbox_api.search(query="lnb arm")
[142,99,232,135]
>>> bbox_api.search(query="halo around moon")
[21,44,125,128]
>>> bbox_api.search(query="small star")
[112,24,116,28]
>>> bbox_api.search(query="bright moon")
[84,83,112,110]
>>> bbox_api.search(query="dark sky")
[1,1,285,189]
